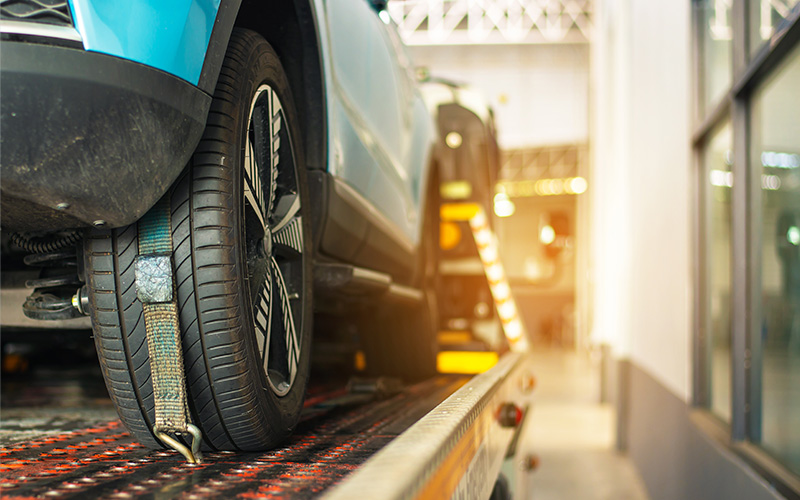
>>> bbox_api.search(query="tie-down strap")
[134,197,202,463]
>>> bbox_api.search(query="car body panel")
[67,0,220,85]
[0,41,210,231]
[2,0,435,262]
[321,0,435,249]
[66,0,436,249]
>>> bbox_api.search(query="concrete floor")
[513,347,650,500]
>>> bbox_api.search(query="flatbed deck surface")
[1,369,466,499]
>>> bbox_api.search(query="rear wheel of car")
[84,29,312,451]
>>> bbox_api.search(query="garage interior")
[2,0,799,499]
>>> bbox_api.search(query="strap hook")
[154,424,203,464]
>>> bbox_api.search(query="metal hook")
[154,424,203,464]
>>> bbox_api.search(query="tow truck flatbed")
[1,351,532,499]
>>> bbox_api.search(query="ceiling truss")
[386,0,592,45]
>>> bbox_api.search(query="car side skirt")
[309,171,416,282]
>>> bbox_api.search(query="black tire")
[360,171,440,381]
[84,29,313,451]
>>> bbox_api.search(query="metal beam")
[387,0,593,45]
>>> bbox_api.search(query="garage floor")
[516,346,650,500]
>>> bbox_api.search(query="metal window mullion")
[693,144,711,408]
[733,3,800,96]
[733,0,748,75]
[730,99,750,442]
[692,0,723,410]
[746,104,763,443]
[691,0,707,408]
[693,94,734,146]
[692,0,705,128]
[729,0,749,442]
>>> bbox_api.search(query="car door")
[323,0,433,248]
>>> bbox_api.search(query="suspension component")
[72,285,90,316]
[11,231,81,254]
[12,231,88,320]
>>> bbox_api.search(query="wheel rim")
[242,84,304,397]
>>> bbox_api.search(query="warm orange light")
[504,320,524,341]
[539,225,556,245]
[437,351,499,374]
[440,222,462,250]
[486,263,504,283]
[441,202,482,222]
[498,177,588,197]
[438,331,473,344]
[493,282,511,301]
[493,192,515,217]
[354,350,366,371]
[466,205,529,352]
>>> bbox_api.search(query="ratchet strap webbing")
[135,196,202,463]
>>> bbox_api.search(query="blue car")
[0,0,438,451]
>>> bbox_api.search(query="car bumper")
[0,41,211,231]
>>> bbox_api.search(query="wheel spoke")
[254,279,272,366]
[271,257,300,377]
[244,185,267,230]
[273,217,304,254]
[271,193,301,233]
[267,90,280,217]
[243,128,257,198]
[244,119,268,229]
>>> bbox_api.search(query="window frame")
[692,0,800,495]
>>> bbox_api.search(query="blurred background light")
[503,319,523,341]
[474,302,491,318]
[440,180,472,199]
[569,176,588,194]
[493,192,516,217]
[439,221,462,250]
[788,225,800,246]
[495,177,589,197]
[761,174,781,191]
[486,263,504,282]
[441,202,481,222]
[710,169,734,187]
[481,245,498,264]
[493,282,511,301]
[761,151,800,169]
[437,351,498,375]
[445,131,463,149]
[498,301,516,321]
[540,224,556,245]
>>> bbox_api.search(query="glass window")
[704,121,734,422]
[750,42,800,476]
[750,0,800,59]
[698,0,733,114]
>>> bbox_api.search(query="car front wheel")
[84,28,313,451]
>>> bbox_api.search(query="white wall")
[591,0,694,401]
[410,44,589,149]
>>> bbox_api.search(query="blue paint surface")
[68,0,220,85]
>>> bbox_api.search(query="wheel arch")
[233,0,328,173]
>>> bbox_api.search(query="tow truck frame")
[326,351,533,500]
